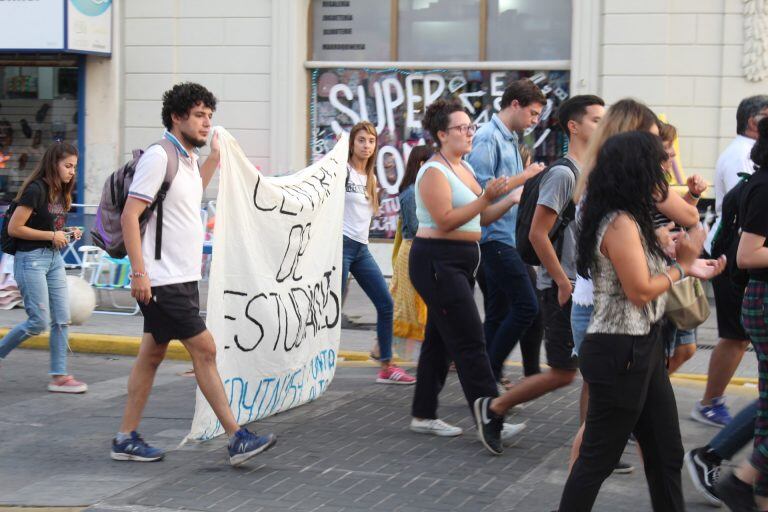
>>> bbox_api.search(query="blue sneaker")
[228,428,277,466]
[691,397,733,428]
[111,432,165,462]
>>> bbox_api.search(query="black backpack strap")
[546,158,579,259]
[149,139,180,260]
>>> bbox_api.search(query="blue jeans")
[666,327,696,357]
[709,399,757,460]
[571,302,594,357]
[342,236,394,362]
[0,248,69,375]
[480,241,538,380]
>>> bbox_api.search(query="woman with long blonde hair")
[0,141,87,393]
[342,121,415,384]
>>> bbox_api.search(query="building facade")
[0,0,761,222]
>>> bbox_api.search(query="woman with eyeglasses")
[407,98,529,452]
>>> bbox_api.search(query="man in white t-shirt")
[692,95,768,428]
[110,83,276,465]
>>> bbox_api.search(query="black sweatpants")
[409,237,499,419]
[559,324,684,511]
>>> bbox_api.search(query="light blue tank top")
[415,161,482,233]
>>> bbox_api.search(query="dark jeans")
[409,237,498,419]
[560,325,684,512]
[480,241,539,381]
[476,263,542,376]
[709,399,757,460]
[342,236,394,362]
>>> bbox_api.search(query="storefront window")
[310,68,570,238]
[486,0,571,61]
[311,0,392,61]
[398,0,480,61]
[0,61,79,203]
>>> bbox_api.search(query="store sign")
[67,0,112,54]
[310,68,570,238]
[0,0,111,54]
[311,0,390,61]
[0,0,65,50]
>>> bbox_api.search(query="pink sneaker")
[48,375,88,394]
[376,366,416,385]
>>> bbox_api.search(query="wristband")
[687,190,701,200]
[663,271,675,289]
[129,271,147,279]
[672,261,685,280]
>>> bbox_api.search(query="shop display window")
[0,62,79,203]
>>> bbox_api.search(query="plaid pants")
[743,279,768,496]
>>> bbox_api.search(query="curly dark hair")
[576,131,669,279]
[422,98,467,147]
[161,82,217,131]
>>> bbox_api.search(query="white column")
[570,0,602,96]
[270,0,310,173]
[83,0,123,204]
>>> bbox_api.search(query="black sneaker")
[715,472,757,512]
[473,397,503,455]
[685,447,722,506]
[613,460,635,474]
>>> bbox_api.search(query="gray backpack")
[91,139,179,259]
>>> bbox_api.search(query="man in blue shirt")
[467,79,545,386]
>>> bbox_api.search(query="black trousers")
[559,324,684,512]
[409,237,499,419]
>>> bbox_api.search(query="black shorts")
[138,281,207,345]
[541,286,578,370]
[711,271,747,340]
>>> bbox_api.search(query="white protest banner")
[189,128,347,440]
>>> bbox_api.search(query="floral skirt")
[390,239,426,341]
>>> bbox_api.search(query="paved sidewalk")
[0,348,757,511]
[0,278,762,510]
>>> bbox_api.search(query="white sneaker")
[410,418,463,437]
[500,422,526,443]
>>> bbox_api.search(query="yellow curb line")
[670,372,758,386]
[0,508,84,512]
[0,328,397,365]
[3,328,756,385]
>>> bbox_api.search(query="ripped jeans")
[0,248,70,375]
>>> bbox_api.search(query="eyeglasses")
[447,124,478,135]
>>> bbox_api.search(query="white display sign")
[0,0,65,50]
[67,0,112,54]
[189,128,347,440]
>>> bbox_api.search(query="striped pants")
[742,279,768,496]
